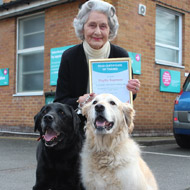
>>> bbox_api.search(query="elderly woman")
[54,0,140,113]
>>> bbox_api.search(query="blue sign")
[0,68,9,86]
[128,52,141,75]
[50,45,75,86]
[160,69,180,93]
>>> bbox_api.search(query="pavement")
[0,132,176,190]
[133,135,176,146]
[0,136,37,190]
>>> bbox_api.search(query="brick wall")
[0,0,189,135]
[0,17,43,131]
[116,0,190,135]
[0,1,83,133]
[43,1,82,94]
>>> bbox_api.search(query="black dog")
[33,103,83,190]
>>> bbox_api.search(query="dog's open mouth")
[94,115,114,131]
[42,128,63,147]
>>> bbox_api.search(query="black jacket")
[54,43,135,109]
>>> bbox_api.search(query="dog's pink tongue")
[43,129,57,141]
[96,121,106,127]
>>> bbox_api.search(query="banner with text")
[160,69,180,93]
[0,68,9,86]
[50,45,75,85]
[128,52,141,75]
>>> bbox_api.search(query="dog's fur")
[33,103,83,190]
[81,94,158,190]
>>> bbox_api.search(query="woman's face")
[83,11,110,49]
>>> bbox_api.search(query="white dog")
[81,94,158,190]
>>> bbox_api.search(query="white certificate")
[89,58,132,104]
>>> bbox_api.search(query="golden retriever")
[81,94,158,190]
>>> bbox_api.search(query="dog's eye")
[92,100,97,105]
[110,101,116,105]
[43,110,47,114]
[58,110,64,115]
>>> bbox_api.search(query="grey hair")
[73,0,119,41]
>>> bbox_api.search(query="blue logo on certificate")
[92,62,128,73]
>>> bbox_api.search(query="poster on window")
[0,68,9,86]
[89,58,132,104]
[50,45,75,85]
[160,69,180,93]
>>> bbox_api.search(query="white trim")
[17,46,44,54]
[155,60,185,69]
[179,14,183,65]
[13,91,44,97]
[156,42,180,51]
[0,0,71,19]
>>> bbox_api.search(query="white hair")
[73,0,119,41]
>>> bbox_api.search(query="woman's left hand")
[78,93,96,107]
[127,79,140,94]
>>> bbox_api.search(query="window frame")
[15,12,45,96]
[155,6,183,68]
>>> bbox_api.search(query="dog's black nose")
[95,104,105,112]
[44,114,54,122]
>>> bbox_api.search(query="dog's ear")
[34,112,41,132]
[66,105,81,134]
[81,102,90,118]
[71,107,81,128]
[122,103,135,134]
[34,106,45,132]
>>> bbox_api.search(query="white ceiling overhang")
[0,0,75,19]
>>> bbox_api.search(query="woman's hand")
[78,93,96,107]
[127,79,140,94]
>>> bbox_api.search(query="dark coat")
[54,43,135,109]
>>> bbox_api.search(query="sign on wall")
[128,52,141,75]
[160,69,180,93]
[0,68,9,86]
[50,45,75,86]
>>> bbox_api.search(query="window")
[155,7,182,67]
[17,13,44,95]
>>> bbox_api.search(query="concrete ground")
[0,133,176,190]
